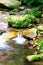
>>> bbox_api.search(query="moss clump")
[32,55,42,61]
[23,7,41,17]
[7,15,36,28]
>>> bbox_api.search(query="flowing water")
[0,12,43,65]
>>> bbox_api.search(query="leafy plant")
[18,0,43,6]
[38,40,43,53]
[23,7,41,17]
[7,15,36,28]
[32,55,42,61]
[9,10,16,15]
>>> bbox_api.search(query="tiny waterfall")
[13,32,27,44]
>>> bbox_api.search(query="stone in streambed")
[38,25,43,31]
[0,0,21,9]
[26,28,37,39]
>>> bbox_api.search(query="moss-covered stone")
[6,15,35,28]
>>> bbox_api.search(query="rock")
[19,6,25,10]
[0,30,5,35]
[38,25,43,31]
[26,28,37,38]
[0,0,21,9]
[1,32,17,40]
[41,14,43,18]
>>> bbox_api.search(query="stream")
[0,11,43,65]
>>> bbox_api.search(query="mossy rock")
[6,15,35,28]
[26,54,42,61]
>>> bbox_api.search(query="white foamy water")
[0,12,9,20]
[0,33,13,49]
[13,32,26,44]
[0,22,8,31]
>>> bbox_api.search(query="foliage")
[9,10,16,15]
[35,18,40,23]
[38,40,43,53]
[12,19,31,28]
[32,55,42,61]
[23,7,41,17]
[18,0,43,6]
[7,15,36,28]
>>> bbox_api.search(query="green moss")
[32,55,42,61]
[38,40,43,53]
[7,15,36,28]
[23,7,41,17]
[9,10,16,15]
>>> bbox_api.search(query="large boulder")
[0,0,21,8]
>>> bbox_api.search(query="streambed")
[0,9,43,65]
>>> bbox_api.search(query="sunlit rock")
[38,25,43,31]
[41,14,43,18]
[0,0,21,8]
[26,28,37,38]
[0,34,14,49]
[1,32,17,40]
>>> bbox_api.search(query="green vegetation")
[23,7,41,17]
[7,15,36,28]
[38,40,43,53]
[9,10,16,15]
[7,8,41,28]
[0,0,43,65]
[18,0,43,6]
[32,55,42,61]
